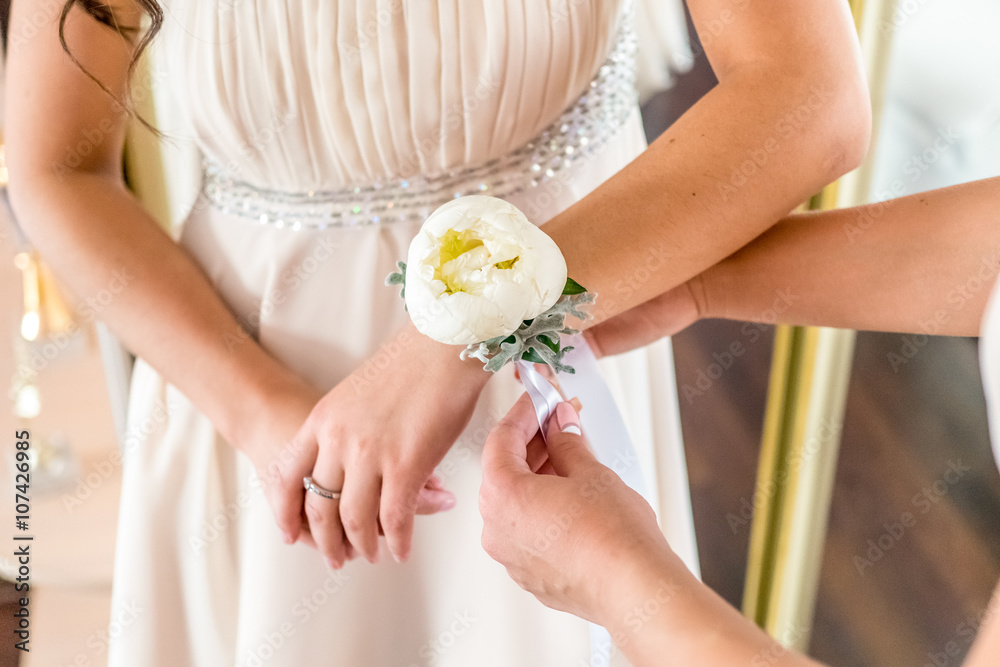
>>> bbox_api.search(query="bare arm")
[6,0,466,565]
[5,0,321,526]
[4,0,872,566]
[482,398,1000,667]
[965,583,1000,667]
[480,395,822,667]
[700,177,1000,336]
[545,0,871,322]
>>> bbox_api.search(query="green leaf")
[563,277,587,295]
[521,348,546,364]
[537,333,560,354]
[385,261,408,300]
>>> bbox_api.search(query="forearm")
[701,177,1000,337]
[545,50,868,325]
[964,582,1000,666]
[605,551,822,667]
[8,172,308,446]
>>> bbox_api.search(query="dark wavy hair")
[58,0,163,131]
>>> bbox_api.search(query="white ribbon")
[514,360,564,441]
[517,335,648,667]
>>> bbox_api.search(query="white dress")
[978,278,1000,471]
[108,1,699,665]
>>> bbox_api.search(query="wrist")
[600,549,715,666]
[400,322,492,392]
[220,346,320,452]
[692,264,724,321]
[592,539,691,636]
[601,546,818,667]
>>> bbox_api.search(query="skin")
[585,176,1000,354]
[481,177,1000,664]
[481,395,822,667]
[5,0,869,568]
[483,395,1000,666]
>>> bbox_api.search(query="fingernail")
[391,550,403,564]
[441,496,456,511]
[282,532,294,545]
[326,557,339,570]
[546,402,581,438]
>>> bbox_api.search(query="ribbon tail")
[557,335,648,667]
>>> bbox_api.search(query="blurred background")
[1,0,999,666]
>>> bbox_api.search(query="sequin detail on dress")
[200,5,638,231]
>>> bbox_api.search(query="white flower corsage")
[386,195,595,374]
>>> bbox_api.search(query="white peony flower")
[404,195,568,346]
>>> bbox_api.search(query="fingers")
[583,285,701,358]
[298,462,455,565]
[264,432,318,544]
[582,316,647,359]
[379,471,421,563]
[339,462,383,563]
[304,447,348,569]
[295,521,355,558]
[542,402,598,477]
[414,484,457,515]
[413,474,456,513]
[295,522,317,550]
[525,432,550,473]
[480,394,542,549]
[482,393,539,479]
[536,459,557,476]
[582,298,665,358]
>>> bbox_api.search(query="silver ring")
[303,476,342,501]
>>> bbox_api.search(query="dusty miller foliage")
[385,261,407,304]
[461,292,596,374]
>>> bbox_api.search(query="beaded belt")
[201,5,637,231]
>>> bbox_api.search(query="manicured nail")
[546,402,581,438]
[441,496,456,511]
[391,550,403,564]
[282,532,294,545]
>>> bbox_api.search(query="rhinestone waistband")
[201,5,637,231]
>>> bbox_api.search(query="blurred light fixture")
[14,251,41,342]
[0,144,8,188]
[13,383,41,419]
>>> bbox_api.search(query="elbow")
[5,168,39,233]
[5,151,122,236]
[5,142,53,232]
[822,81,872,182]
[740,55,873,187]
[724,58,873,189]
[810,60,873,184]
[4,172,56,240]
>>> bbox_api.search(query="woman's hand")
[236,364,456,560]
[584,280,703,358]
[262,324,488,568]
[478,394,677,626]
[480,395,826,667]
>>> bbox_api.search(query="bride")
[5,0,869,664]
